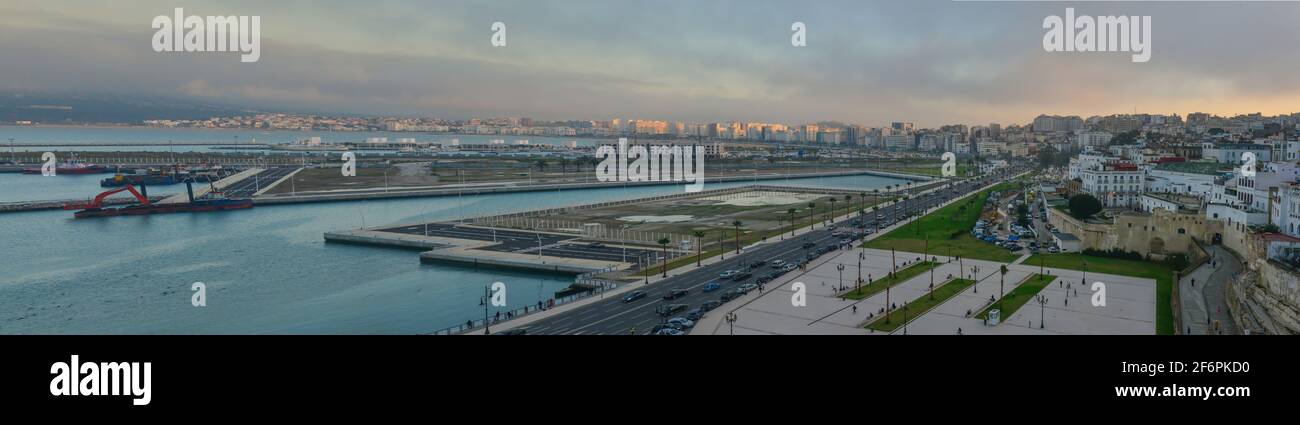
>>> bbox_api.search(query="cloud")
[1,0,1299,127]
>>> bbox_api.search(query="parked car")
[720,290,742,302]
[756,276,772,284]
[700,300,722,311]
[652,323,685,333]
[719,269,740,279]
[770,260,787,268]
[736,283,759,294]
[702,281,721,292]
[782,264,798,272]
[653,328,685,336]
[686,309,705,321]
[667,317,695,328]
[731,272,752,282]
[622,291,647,303]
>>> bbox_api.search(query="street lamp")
[724,312,738,335]
[837,263,845,291]
[1037,295,1048,329]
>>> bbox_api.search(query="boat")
[100,167,190,187]
[22,162,109,175]
[65,180,253,218]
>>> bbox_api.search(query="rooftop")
[1153,161,1230,176]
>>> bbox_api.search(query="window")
[1178,228,1186,234]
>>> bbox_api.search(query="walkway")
[1179,244,1241,335]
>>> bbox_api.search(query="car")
[1048,246,1060,253]
[767,271,783,280]
[667,317,695,328]
[700,300,722,311]
[622,291,647,303]
[770,260,787,268]
[656,304,688,316]
[686,308,705,321]
[653,328,685,336]
[719,269,740,279]
[755,276,772,284]
[750,259,767,268]
[493,328,529,335]
[663,288,688,300]
[702,282,722,292]
[736,283,758,294]
[720,290,742,302]
[782,264,798,272]
[587,242,605,249]
[651,323,685,332]
[731,272,752,281]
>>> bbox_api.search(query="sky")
[2,0,1299,128]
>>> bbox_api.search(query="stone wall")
[1046,207,1205,259]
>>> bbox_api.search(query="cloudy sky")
[2,0,1298,127]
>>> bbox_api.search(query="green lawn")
[867,278,976,332]
[976,273,1057,321]
[864,183,1019,263]
[841,260,938,300]
[1024,253,1175,335]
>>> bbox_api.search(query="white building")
[1081,164,1144,209]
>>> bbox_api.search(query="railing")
[426,280,617,335]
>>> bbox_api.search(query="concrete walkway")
[1179,244,1241,335]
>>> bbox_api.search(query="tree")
[1067,194,1103,220]
[828,198,838,222]
[808,203,816,229]
[788,208,797,237]
[692,230,706,267]
[657,237,671,277]
[999,264,1009,302]
[732,220,743,254]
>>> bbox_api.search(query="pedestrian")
[852,305,858,314]
[957,327,963,335]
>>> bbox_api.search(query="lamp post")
[725,312,738,335]
[837,263,845,291]
[1037,295,1048,329]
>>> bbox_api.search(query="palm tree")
[534,159,547,172]
[732,220,743,254]
[999,264,1009,303]
[658,237,671,277]
[844,194,853,217]
[828,198,837,223]
[788,208,797,237]
[859,192,867,213]
[693,230,705,267]
[807,203,816,229]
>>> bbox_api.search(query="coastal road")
[516,169,1023,335]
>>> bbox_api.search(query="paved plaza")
[693,246,1157,335]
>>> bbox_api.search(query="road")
[220,167,298,198]
[515,168,1025,335]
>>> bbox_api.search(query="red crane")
[63,184,151,210]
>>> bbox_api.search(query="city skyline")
[3,0,1300,127]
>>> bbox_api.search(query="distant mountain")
[0,92,260,124]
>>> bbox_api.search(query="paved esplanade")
[488,170,1023,335]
